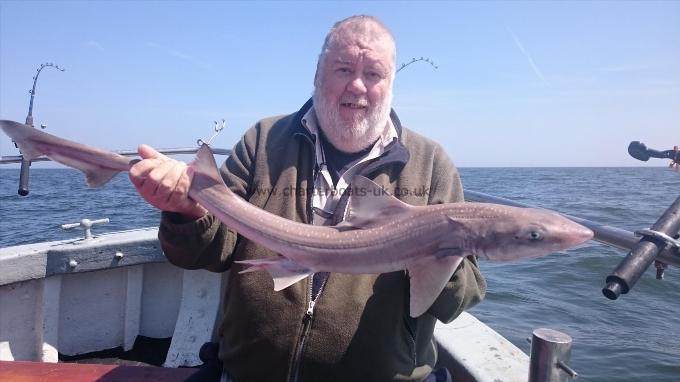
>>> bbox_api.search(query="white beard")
[313,88,392,153]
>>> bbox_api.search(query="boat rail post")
[528,328,577,382]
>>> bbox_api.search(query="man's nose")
[346,76,367,95]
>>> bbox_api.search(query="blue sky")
[0,1,678,167]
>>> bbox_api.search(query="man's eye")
[366,71,382,80]
[336,67,352,74]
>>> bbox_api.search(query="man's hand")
[129,144,207,219]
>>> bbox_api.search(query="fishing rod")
[2,119,231,186]
[602,141,680,300]
[0,147,232,165]
[17,62,65,196]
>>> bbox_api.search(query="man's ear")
[314,57,323,87]
[313,60,322,87]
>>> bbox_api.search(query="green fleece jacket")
[159,100,486,382]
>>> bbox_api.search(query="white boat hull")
[0,228,528,381]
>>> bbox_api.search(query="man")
[130,15,486,382]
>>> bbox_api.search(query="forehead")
[325,31,394,67]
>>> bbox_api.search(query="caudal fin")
[0,119,130,188]
[47,151,122,187]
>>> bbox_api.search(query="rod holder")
[529,328,577,382]
[18,158,31,196]
[603,195,680,299]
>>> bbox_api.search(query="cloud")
[144,41,211,69]
[506,26,548,85]
[598,62,665,73]
[169,49,193,61]
[84,40,105,52]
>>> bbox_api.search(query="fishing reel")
[627,141,680,169]
[602,141,680,299]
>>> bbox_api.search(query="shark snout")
[561,222,594,248]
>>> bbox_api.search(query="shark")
[1,119,593,317]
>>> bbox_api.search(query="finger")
[129,157,165,178]
[138,144,170,161]
[169,165,208,218]
[141,160,178,202]
[129,158,166,186]
[164,162,190,207]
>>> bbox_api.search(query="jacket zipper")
[289,129,330,381]
[408,329,417,366]
[290,183,315,382]
[290,276,327,382]
[405,315,418,367]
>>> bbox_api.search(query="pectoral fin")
[236,256,313,291]
[406,253,465,317]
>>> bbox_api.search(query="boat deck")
[0,360,198,381]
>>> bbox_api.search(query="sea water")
[1,167,678,381]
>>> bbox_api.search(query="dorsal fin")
[344,175,414,229]
[188,144,226,194]
[190,144,220,179]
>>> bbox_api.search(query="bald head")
[318,15,396,78]
[312,16,396,153]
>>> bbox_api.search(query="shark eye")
[527,231,543,241]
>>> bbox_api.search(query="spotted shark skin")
[1,119,593,317]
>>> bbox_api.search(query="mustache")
[340,96,370,107]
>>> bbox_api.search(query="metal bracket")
[61,218,110,241]
[634,229,680,248]
[654,260,668,280]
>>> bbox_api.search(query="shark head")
[475,207,593,262]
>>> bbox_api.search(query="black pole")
[16,63,65,196]
[17,114,34,196]
[18,158,31,196]
[602,195,680,299]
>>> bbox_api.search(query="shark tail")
[44,151,122,187]
[0,119,129,188]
